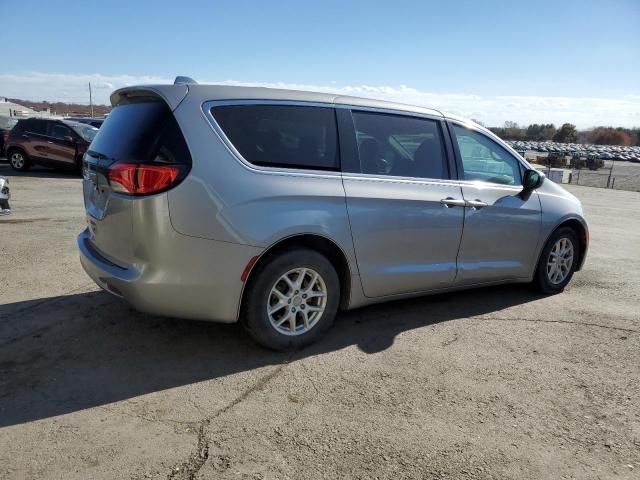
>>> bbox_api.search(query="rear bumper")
[78,229,262,323]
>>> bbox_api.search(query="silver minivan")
[78,78,588,350]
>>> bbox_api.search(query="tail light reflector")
[108,163,180,195]
[241,256,259,282]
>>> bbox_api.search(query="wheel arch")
[6,145,27,157]
[542,217,589,272]
[239,233,353,321]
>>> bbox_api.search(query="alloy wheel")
[546,237,574,284]
[10,152,25,169]
[267,267,328,336]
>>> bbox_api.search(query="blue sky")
[0,0,638,127]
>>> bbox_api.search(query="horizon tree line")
[483,121,640,146]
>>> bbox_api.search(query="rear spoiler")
[174,76,197,85]
[110,84,189,111]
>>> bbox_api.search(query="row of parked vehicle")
[1,116,103,172]
[506,140,640,162]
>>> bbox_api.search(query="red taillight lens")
[108,163,180,195]
[2,132,8,142]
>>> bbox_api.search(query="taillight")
[108,163,181,195]
[2,132,8,143]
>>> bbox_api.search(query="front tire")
[533,227,580,294]
[8,149,30,172]
[241,248,340,351]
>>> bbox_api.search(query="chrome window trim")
[341,172,460,188]
[201,99,447,180]
[341,172,522,192]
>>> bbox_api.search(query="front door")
[343,110,465,297]
[45,123,77,166]
[449,123,542,284]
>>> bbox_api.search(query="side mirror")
[63,135,75,143]
[521,169,543,199]
[523,169,543,190]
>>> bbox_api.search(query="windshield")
[70,124,99,142]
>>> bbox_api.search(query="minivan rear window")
[88,100,191,165]
[211,105,339,171]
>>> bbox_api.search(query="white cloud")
[0,72,638,129]
[0,72,171,105]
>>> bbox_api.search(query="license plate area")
[83,154,111,220]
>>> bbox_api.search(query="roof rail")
[174,76,197,85]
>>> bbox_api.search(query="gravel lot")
[0,164,639,480]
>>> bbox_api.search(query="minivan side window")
[451,125,522,186]
[211,105,339,171]
[351,111,448,179]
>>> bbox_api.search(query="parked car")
[78,79,589,351]
[3,118,98,172]
[64,117,104,128]
[0,176,10,214]
[0,116,18,155]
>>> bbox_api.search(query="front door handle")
[466,199,488,210]
[440,197,466,208]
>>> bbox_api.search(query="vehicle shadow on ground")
[0,164,78,179]
[0,285,543,428]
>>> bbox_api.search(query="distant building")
[0,97,61,119]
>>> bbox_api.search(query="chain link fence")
[570,161,640,191]
[522,152,640,192]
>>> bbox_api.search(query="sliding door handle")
[466,199,488,210]
[440,197,466,208]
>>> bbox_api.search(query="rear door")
[448,123,542,284]
[22,119,49,160]
[341,109,464,297]
[83,98,192,266]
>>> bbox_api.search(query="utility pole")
[89,82,94,118]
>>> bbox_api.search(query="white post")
[89,82,94,118]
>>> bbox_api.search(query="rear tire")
[241,248,340,351]
[532,227,580,294]
[8,149,30,172]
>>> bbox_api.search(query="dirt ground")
[0,164,639,480]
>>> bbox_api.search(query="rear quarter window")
[211,104,339,171]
